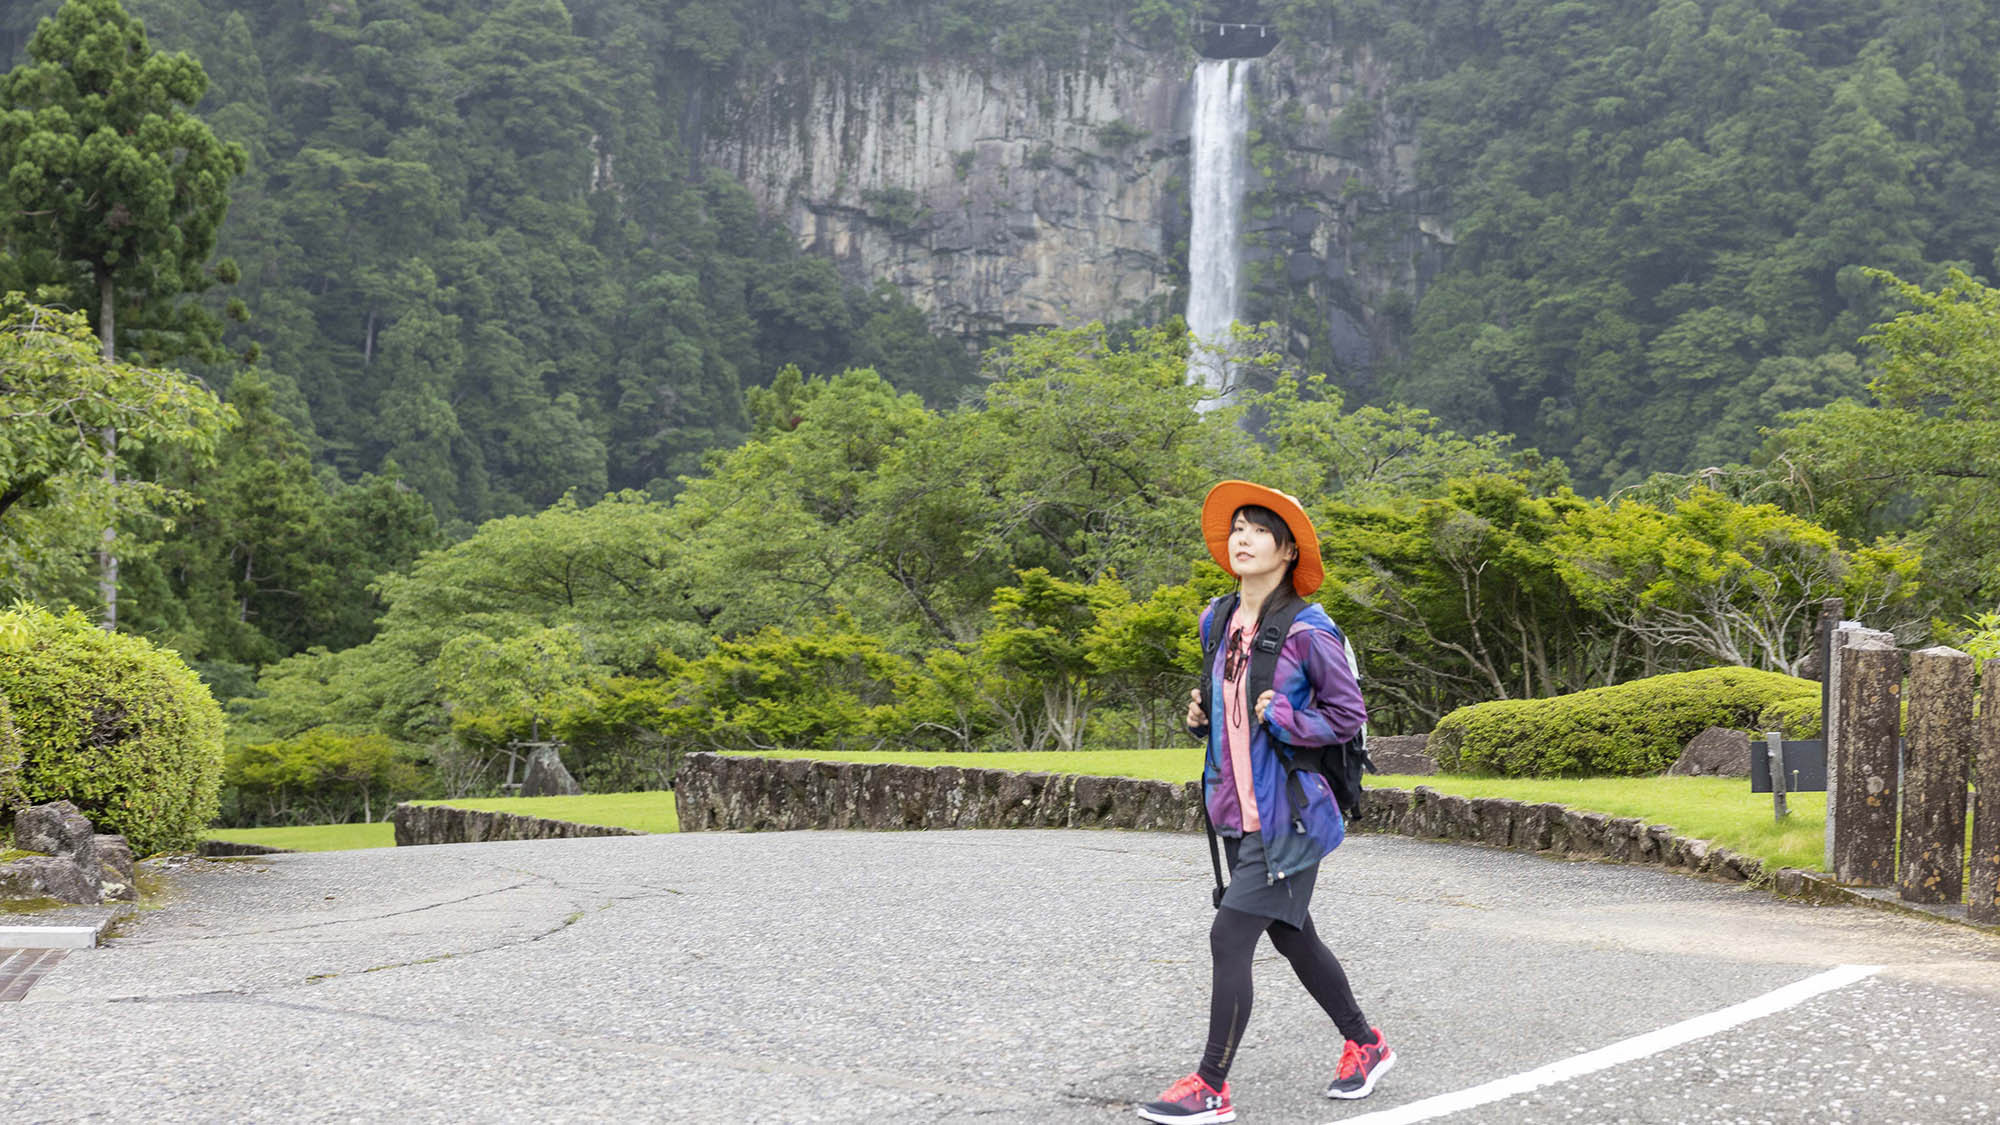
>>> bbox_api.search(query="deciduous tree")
[1769,268,2000,613]
[0,299,232,608]
[1548,488,1921,673]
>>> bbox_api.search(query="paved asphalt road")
[5,829,1999,1124]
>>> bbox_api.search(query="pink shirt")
[1222,609,1260,833]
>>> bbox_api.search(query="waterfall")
[1186,58,1250,411]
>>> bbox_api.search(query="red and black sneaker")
[1137,1072,1236,1124]
[1325,1027,1395,1099]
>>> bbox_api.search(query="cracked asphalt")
[5,829,2000,1123]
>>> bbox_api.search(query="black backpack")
[1198,590,1374,825]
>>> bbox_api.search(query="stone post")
[1899,646,1975,904]
[1832,637,1901,885]
[1766,731,1788,822]
[1825,624,1893,872]
[1970,658,2000,925]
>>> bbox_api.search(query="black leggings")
[1197,906,1369,1087]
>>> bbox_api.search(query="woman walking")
[1138,481,1394,1124]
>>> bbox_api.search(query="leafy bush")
[553,676,683,793]
[666,620,916,752]
[1948,611,2000,662]
[1094,119,1148,151]
[0,604,225,853]
[552,619,919,788]
[1757,694,1825,740]
[1429,667,1821,777]
[221,731,429,827]
[0,693,25,816]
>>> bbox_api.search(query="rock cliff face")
[1246,45,1449,380]
[703,42,1449,377]
[705,54,1185,340]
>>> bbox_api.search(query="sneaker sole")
[1135,1106,1237,1125]
[1325,1048,1396,1100]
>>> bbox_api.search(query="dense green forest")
[12,0,1998,507]
[5,0,1999,825]
[1243,0,2000,489]
[3,0,981,525]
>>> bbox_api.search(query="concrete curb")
[0,913,117,950]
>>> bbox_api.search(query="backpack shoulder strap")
[1199,594,1239,728]
[1245,590,1308,706]
[1200,594,1237,656]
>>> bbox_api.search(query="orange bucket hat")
[1200,480,1324,597]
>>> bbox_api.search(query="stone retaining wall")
[390,803,645,847]
[1359,787,1768,883]
[672,753,1829,894]
[198,840,296,857]
[671,753,1205,834]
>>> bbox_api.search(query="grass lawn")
[207,792,679,853]
[205,822,396,852]
[1392,774,1827,872]
[409,791,680,834]
[731,749,1828,873]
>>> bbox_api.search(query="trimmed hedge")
[1429,667,1822,777]
[1756,693,1824,740]
[0,605,225,854]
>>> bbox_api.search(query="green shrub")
[552,619,918,786]
[1429,667,1822,777]
[0,693,24,816]
[1094,119,1148,150]
[221,731,428,827]
[1757,693,1824,739]
[0,605,225,853]
[670,620,915,752]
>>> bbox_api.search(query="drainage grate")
[0,947,69,1001]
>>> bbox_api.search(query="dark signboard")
[1750,739,1827,793]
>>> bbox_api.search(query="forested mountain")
[9,0,1999,508]
[1336,0,2000,487]
[2,0,979,528]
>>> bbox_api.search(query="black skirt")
[1218,830,1320,930]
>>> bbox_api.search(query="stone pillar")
[1832,637,1902,885]
[1970,659,2000,925]
[1824,624,1893,872]
[1899,646,1974,904]
[520,743,582,797]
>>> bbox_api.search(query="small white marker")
[0,925,101,949]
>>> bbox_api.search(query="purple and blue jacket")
[1194,599,1367,883]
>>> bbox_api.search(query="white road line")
[1329,963,1883,1125]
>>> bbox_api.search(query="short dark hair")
[1233,504,1298,581]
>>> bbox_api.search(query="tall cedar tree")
[0,0,245,625]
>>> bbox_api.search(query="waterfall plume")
[1187,58,1250,411]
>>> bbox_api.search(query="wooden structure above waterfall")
[1194,4,1280,59]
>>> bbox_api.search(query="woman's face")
[1230,513,1297,583]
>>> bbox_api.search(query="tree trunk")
[96,268,118,631]
[241,547,255,622]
